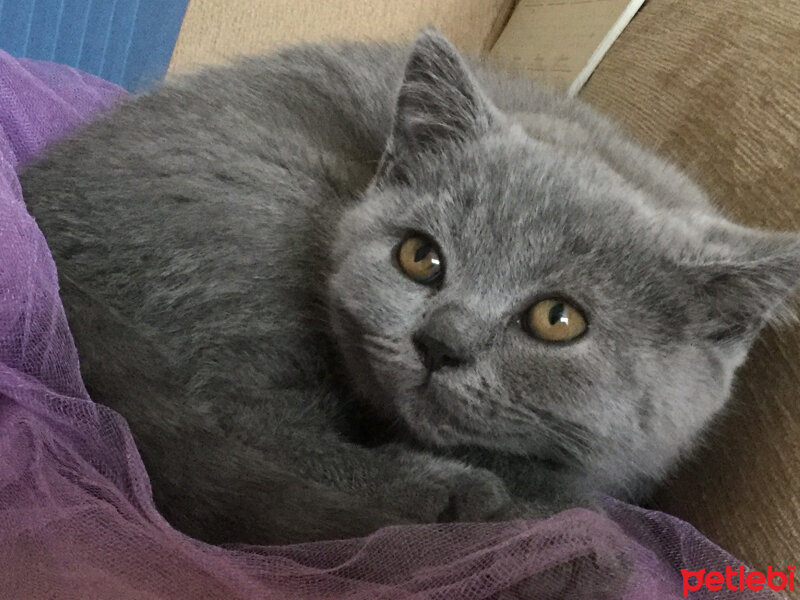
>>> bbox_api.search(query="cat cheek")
[373,288,427,336]
[330,266,424,335]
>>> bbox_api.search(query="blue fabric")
[0,0,188,91]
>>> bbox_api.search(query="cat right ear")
[376,29,498,184]
[686,226,800,344]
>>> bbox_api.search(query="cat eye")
[397,234,443,285]
[524,298,587,342]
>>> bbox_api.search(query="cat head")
[327,30,800,497]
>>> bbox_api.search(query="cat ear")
[686,226,800,343]
[377,29,497,182]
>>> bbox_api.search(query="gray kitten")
[20,30,800,545]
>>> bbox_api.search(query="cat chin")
[391,378,547,456]
[339,357,483,449]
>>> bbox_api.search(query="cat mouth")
[406,378,581,471]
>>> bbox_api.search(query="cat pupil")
[548,303,566,326]
[414,244,431,262]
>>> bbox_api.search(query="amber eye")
[524,298,587,342]
[397,235,443,285]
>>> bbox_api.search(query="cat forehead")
[404,138,707,272]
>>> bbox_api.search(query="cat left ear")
[377,29,498,182]
[687,226,800,343]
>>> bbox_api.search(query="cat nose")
[412,331,470,372]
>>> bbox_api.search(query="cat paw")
[390,454,514,523]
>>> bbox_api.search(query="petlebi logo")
[681,565,795,596]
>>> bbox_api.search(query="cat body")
[20,31,800,544]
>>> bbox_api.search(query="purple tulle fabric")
[0,49,785,599]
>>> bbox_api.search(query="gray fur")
[20,30,800,544]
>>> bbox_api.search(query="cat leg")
[60,276,514,543]
[145,423,515,544]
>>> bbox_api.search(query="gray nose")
[412,331,470,371]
